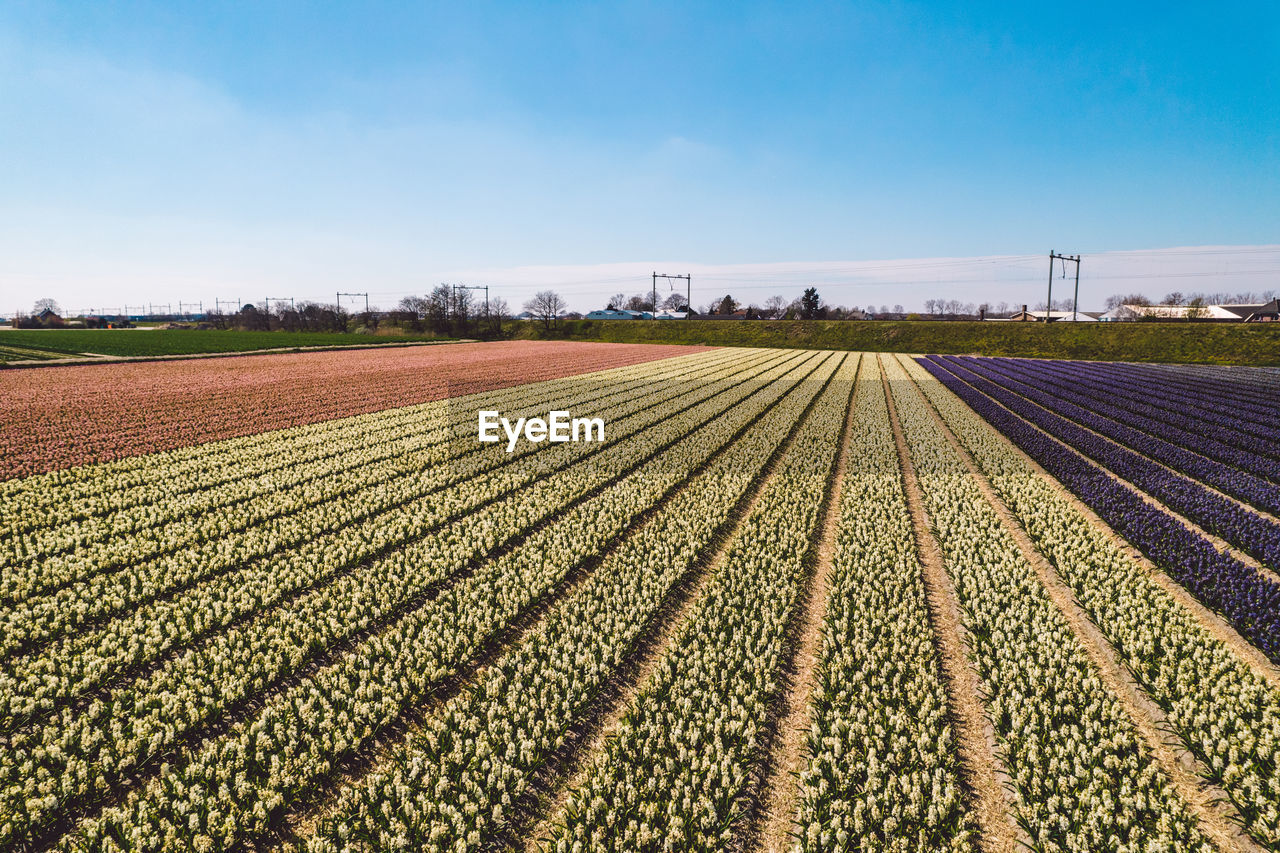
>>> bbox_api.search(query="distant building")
[1099,300,1280,321]
[584,309,653,320]
[1005,306,1100,322]
[1217,299,1280,322]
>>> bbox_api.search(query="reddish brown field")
[0,340,707,480]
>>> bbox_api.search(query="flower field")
[0,341,706,480]
[3,345,1279,853]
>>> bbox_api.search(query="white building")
[1005,308,1101,322]
[1099,301,1280,321]
[585,309,653,320]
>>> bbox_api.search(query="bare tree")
[893,304,904,314]
[764,295,789,319]
[1105,292,1151,310]
[524,290,566,330]
[660,292,687,311]
[450,287,476,323]
[489,296,510,322]
[33,298,60,315]
[1162,291,1185,306]
[606,293,628,310]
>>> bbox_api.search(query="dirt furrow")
[739,355,861,853]
[880,356,1021,853]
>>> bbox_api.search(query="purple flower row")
[917,356,1280,663]
[990,357,1280,471]
[1087,360,1280,439]
[1124,360,1280,406]
[952,356,1280,501]
[1146,362,1280,396]
[1104,361,1280,425]
[927,355,1280,573]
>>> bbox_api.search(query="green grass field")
[514,318,1280,365]
[0,329,457,360]
[0,343,67,363]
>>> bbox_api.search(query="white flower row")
[881,356,1208,852]
[297,354,844,853]
[541,354,860,852]
[901,354,1280,848]
[0,349,792,733]
[0,351,805,849]
[59,352,835,853]
[792,355,971,853]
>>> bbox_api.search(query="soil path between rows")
[881,355,1022,853]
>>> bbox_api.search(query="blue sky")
[1,1,1277,314]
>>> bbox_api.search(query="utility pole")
[452,284,490,329]
[336,292,369,313]
[651,273,692,318]
[1047,251,1082,323]
[214,298,240,315]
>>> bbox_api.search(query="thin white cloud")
[433,245,1280,313]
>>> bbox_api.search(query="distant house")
[1219,299,1280,322]
[703,309,749,320]
[653,311,688,320]
[514,311,535,320]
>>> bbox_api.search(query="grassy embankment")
[0,329,457,362]
[514,318,1280,366]
[3,321,1276,366]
